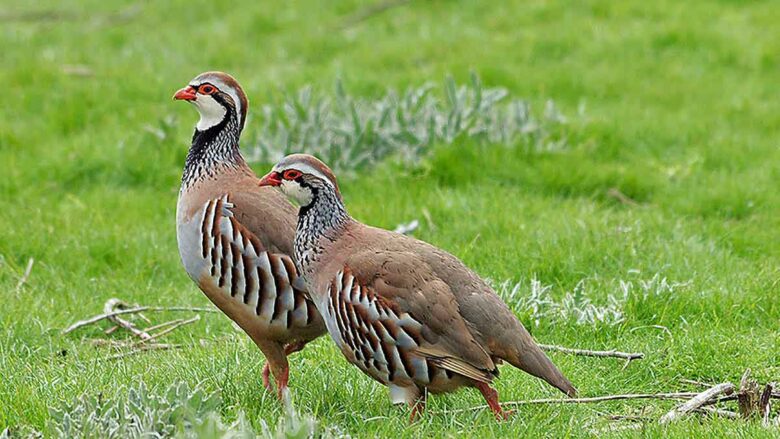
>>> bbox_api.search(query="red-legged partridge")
[258,154,576,420]
[173,72,325,399]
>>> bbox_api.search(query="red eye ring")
[199,84,216,95]
[282,170,302,180]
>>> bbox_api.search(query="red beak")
[258,171,282,187]
[173,86,197,101]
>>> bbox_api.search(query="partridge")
[173,72,325,399]
[258,154,576,420]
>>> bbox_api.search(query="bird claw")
[476,381,511,421]
[495,408,514,421]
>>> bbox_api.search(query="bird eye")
[283,170,302,180]
[199,84,216,95]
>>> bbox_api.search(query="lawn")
[1,0,779,437]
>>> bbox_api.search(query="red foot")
[275,366,289,401]
[262,363,273,393]
[476,381,509,421]
[261,342,305,395]
[409,398,426,423]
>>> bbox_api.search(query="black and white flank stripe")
[199,195,317,329]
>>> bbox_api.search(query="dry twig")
[340,0,411,29]
[737,368,761,419]
[69,298,211,361]
[103,299,151,340]
[90,339,129,348]
[63,303,217,334]
[0,5,140,25]
[590,423,643,434]
[602,414,652,422]
[761,383,774,426]
[61,64,93,77]
[103,343,182,361]
[15,258,34,291]
[143,319,186,333]
[440,392,712,415]
[659,382,735,424]
[539,344,644,362]
[133,315,200,346]
[0,10,77,22]
[629,324,672,337]
[607,187,640,207]
[695,406,740,419]
[421,208,436,231]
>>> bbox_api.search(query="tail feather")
[508,346,577,397]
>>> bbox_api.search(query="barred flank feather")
[199,195,313,330]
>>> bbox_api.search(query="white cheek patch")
[193,95,227,131]
[279,180,313,206]
[191,77,243,129]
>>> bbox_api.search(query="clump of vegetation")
[248,74,573,172]
[495,273,691,327]
[44,381,337,439]
[47,381,220,438]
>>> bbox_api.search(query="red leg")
[261,341,306,396]
[475,382,509,421]
[283,340,307,355]
[275,341,306,400]
[409,392,427,423]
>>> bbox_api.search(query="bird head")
[258,154,342,207]
[173,71,248,133]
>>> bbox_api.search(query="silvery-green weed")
[46,381,339,439]
[247,74,574,173]
[494,273,691,327]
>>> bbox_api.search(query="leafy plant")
[494,273,690,327]
[247,74,573,173]
[45,381,341,439]
[47,381,220,438]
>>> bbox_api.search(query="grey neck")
[294,185,350,273]
[181,111,245,189]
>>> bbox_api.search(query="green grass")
[2,0,780,436]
